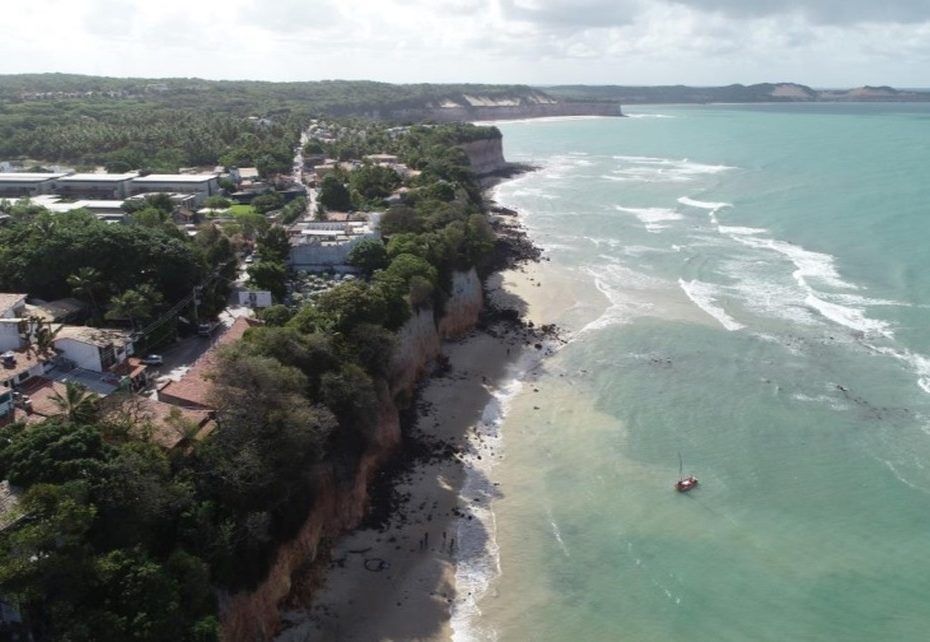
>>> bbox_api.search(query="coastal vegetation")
[0,73,521,172]
[0,204,236,326]
[0,117,501,639]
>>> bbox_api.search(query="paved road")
[148,304,253,385]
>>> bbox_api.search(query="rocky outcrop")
[219,268,484,641]
[459,138,508,177]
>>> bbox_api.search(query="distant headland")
[540,82,930,104]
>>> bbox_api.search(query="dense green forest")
[0,73,522,172]
[0,196,237,327]
[0,121,500,640]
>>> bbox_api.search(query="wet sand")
[276,266,548,642]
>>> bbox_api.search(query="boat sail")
[675,452,699,492]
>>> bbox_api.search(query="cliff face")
[388,99,622,123]
[458,138,508,177]
[219,268,484,641]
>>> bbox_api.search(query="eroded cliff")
[219,268,484,641]
[458,138,508,177]
[387,97,623,122]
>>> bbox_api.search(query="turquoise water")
[473,105,930,641]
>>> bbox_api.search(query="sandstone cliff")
[458,138,508,177]
[219,268,484,641]
[390,100,622,122]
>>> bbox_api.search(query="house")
[130,174,220,207]
[237,167,260,184]
[25,298,88,324]
[237,289,273,308]
[287,215,381,273]
[0,382,11,419]
[158,317,255,410]
[55,172,138,199]
[14,377,93,421]
[363,153,400,164]
[0,294,28,352]
[28,196,129,223]
[53,326,134,373]
[0,294,27,319]
[99,394,214,450]
[0,172,67,198]
[0,349,53,392]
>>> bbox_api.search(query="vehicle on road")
[197,321,220,337]
[141,354,164,366]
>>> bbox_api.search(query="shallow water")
[460,105,930,642]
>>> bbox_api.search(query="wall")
[0,322,23,353]
[52,338,101,372]
[219,267,484,641]
[288,232,378,272]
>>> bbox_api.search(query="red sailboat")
[675,452,699,492]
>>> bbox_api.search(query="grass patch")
[229,204,257,217]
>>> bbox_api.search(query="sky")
[2,0,929,87]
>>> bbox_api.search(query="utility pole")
[192,285,202,325]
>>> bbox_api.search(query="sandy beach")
[274,259,559,642]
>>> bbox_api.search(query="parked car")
[197,321,220,337]
[244,255,254,264]
[141,354,164,366]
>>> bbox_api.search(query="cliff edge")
[220,268,484,641]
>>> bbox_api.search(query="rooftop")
[100,394,213,450]
[0,293,27,313]
[57,172,139,183]
[158,317,255,409]
[17,377,89,420]
[54,325,132,348]
[0,349,45,384]
[133,174,217,183]
[25,298,87,322]
[0,172,68,183]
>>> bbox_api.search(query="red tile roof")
[158,317,255,410]
[100,395,212,449]
[16,377,95,421]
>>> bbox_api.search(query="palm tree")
[50,381,99,424]
[66,267,104,319]
[23,316,60,361]
[106,285,162,331]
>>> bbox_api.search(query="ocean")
[456,105,930,641]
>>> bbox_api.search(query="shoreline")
[275,285,554,641]
[275,170,558,641]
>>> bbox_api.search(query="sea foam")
[451,342,560,642]
[607,157,735,183]
[678,279,745,331]
[615,205,683,232]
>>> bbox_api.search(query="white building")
[0,173,67,198]
[288,215,381,272]
[130,174,220,206]
[25,195,128,223]
[0,349,52,391]
[0,294,27,353]
[55,172,138,199]
[53,326,134,373]
[237,289,273,308]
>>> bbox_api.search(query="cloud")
[672,0,930,25]
[2,0,930,85]
[499,0,643,29]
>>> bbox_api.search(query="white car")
[141,354,164,366]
